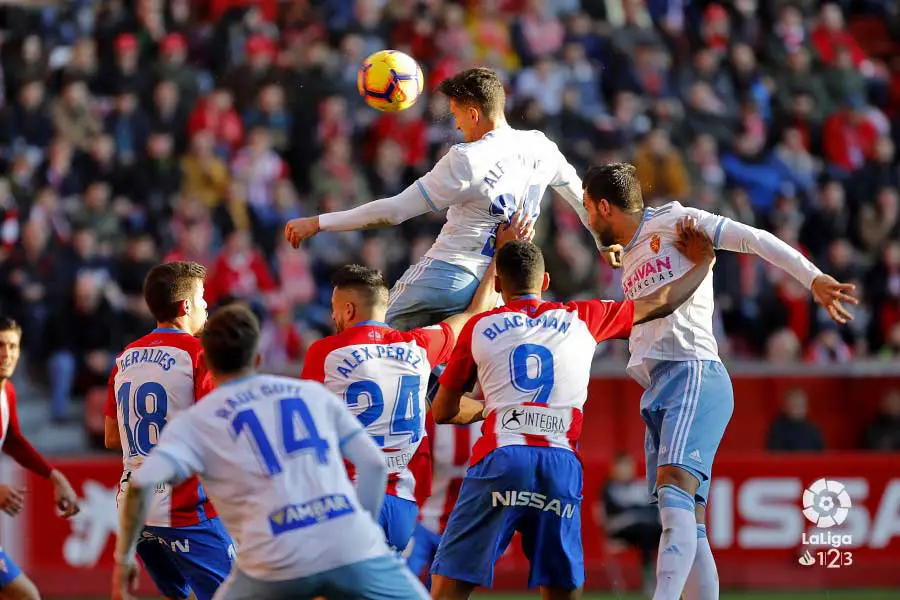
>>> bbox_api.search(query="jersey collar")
[622,207,654,253]
[353,320,390,328]
[153,327,188,334]
[217,374,259,389]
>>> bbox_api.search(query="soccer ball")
[357,50,424,113]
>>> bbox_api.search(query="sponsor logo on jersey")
[650,233,661,254]
[268,494,355,536]
[499,406,569,436]
[384,449,414,471]
[622,256,675,298]
[491,491,578,518]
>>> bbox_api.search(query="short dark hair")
[200,304,260,374]
[583,163,644,213]
[331,264,389,308]
[496,241,545,293]
[437,67,506,118]
[0,317,22,337]
[143,261,207,323]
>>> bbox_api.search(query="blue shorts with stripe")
[385,258,480,332]
[406,523,441,587]
[138,517,235,600]
[0,546,23,589]
[641,360,734,505]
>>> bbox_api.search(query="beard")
[597,226,616,247]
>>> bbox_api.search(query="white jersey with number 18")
[140,374,391,581]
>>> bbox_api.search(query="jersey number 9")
[509,344,554,404]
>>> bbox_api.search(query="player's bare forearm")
[447,396,486,425]
[432,386,465,424]
[105,416,121,450]
[633,257,713,324]
[115,484,151,565]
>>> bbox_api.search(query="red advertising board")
[13,454,900,596]
[6,371,900,596]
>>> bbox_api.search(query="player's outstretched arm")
[440,213,534,338]
[286,147,475,247]
[696,208,858,324]
[632,217,716,325]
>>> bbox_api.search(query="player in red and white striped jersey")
[407,412,481,584]
[301,218,530,554]
[0,317,79,600]
[105,262,234,600]
[429,225,716,599]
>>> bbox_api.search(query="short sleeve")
[300,340,327,383]
[574,300,635,342]
[135,416,204,486]
[193,350,214,401]
[105,365,119,419]
[409,322,456,366]
[415,146,473,212]
[438,317,479,392]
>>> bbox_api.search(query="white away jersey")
[439,298,634,465]
[301,321,454,502]
[621,201,822,387]
[416,126,591,277]
[141,374,391,580]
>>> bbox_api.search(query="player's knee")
[656,464,700,495]
[695,502,706,524]
[429,575,474,600]
[0,574,41,600]
[540,586,582,600]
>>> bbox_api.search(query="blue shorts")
[386,258,479,332]
[216,555,428,600]
[139,517,236,600]
[641,360,734,505]
[0,546,23,589]
[431,446,584,590]
[379,495,419,553]
[406,523,441,585]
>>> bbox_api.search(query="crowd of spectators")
[0,0,898,421]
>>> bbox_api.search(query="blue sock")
[684,524,719,600]
[653,485,698,600]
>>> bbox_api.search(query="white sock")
[652,485,698,600]
[684,524,719,600]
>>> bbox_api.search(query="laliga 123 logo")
[798,478,855,568]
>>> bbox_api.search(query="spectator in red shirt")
[364,108,428,169]
[205,228,277,308]
[822,97,879,175]
[187,88,244,157]
[811,4,872,74]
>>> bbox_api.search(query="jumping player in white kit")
[113,305,429,600]
[284,67,606,333]
[428,227,717,600]
[581,163,858,600]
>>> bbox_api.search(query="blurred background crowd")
[0,0,898,429]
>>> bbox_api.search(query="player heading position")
[114,305,429,600]
[428,223,716,600]
[0,317,79,600]
[582,163,857,600]
[285,67,603,331]
[107,262,234,600]
[300,218,527,552]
